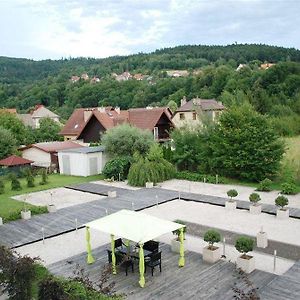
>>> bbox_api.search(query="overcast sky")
[1,0,299,60]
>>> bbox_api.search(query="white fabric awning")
[85,209,185,244]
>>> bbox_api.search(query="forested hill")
[0,43,300,136]
[1,44,300,84]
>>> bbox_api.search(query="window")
[192,112,197,120]
[179,113,185,120]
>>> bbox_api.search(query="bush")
[39,169,48,185]
[10,173,22,191]
[0,178,4,194]
[235,236,254,255]
[175,171,227,184]
[23,168,35,188]
[249,193,261,204]
[257,178,272,192]
[227,189,238,200]
[102,156,131,180]
[38,276,66,300]
[275,195,289,209]
[280,182,297,195]
[204,229,221,249]
[2,206,47,223]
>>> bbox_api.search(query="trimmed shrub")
[23,168,35,188]
[249,193,261,204]
[257,178,272,192]
[227,189,238,200]
[175,171,227,184]
[103,156,131,181]
[204,229,221,249]
[275,195,289,209]
[10,173,22,191]
[0,178,4,194]
[39,169,48,185]
[235,236,254,256]
[280,182,297,195]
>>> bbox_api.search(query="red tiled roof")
[176,98,225,112]
[0,155,33,166]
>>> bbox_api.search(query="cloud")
[0,0,299,59]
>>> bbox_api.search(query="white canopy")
[85,209,185,244]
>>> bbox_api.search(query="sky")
[0,0,299,60]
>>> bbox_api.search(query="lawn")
[0,173,104,222]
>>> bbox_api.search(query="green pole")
[111,234,117,274]
[86,226,95,264]
[178,227,185,267]
[138,242,145,288]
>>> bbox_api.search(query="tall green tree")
[36,118,62,142]
[0,127,17,159]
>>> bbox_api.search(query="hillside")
[0,43,300,136]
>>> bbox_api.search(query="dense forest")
[0,43,300,135]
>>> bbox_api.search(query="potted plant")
[171,220,186,253]
[235,236,255,273]
[225,189,238,210]
[249,193,261,214]
[203,229,221,263]
[47,191,57,213]
[21,197,31,220]
[275,195,289,219]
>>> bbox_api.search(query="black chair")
[114,238,123,249]
[144,240,159,253]
[145,251,162,276]
[106,250,134,276]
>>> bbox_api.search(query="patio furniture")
[145,251,162,276]
[107,250,134,276]
[85,209,185,288]
[143,240,159,254]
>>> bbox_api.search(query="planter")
[145,182,154,188]
[47,204,57,213]
[225,201,236,210]
[0,217,2,226]
[21,210,31,220]
[256,231,268,248]
[203,246,221,263]
[108,191,117,198]
[276,208,289,219]
[237,255,255,273]
[250,204,261,215]
[171,239,181,253]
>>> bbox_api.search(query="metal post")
[216,174,218,184]
[178,191,181,200]
[42,227,45,244]
[222,237,226,258]
[156,195,158,207]
[273,250,277,272]
[204,177,206,183]
[75,218,78,233]
[105,208,108,215]
[131,202,135,210]
[118,173,121,181]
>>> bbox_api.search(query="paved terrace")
[48,242,300,300]
[1,183,300,248]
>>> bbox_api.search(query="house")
[60,106,174,143]
[166,70,189,77]
[58,146,108,176]
[20,141,84,170]
[90,76,100,83]
[0,155,33,175]
[172,97,225,129]
[70,75,80,83]
[133,73,144,81]
[260,63,276,70]
[236,64,247,71]
[81,73,89,80]
[113,72,132,82]
[17,105,60,129]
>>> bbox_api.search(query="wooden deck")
[48,243,278,300]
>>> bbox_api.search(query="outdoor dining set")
[107,238,162,276]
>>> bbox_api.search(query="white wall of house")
[58,151,107,177]
[22,148,51,167]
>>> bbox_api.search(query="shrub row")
[175,171,227,184]
[2,206,48,223]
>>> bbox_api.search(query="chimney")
[115,106,120,114]
[97,107,106,113]
[180,96,187,107]
[83,109,93,122]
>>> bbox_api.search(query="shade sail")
[85,209,185,244]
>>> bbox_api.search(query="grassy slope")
[0,174,104,222]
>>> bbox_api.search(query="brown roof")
[0,108,17,114]
[21,141,84,153]
[0,155,33,166]
[176,98,225,112]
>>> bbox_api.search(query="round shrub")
[0,178,4,194]
[235,236,254,256]
[204,229,221,249]
[249,193,261,204]
[257,178,272,192]
[275,195,289,209]
[280,182,297,195]
[102,156,131,181]
[227,189,238,201]
[10,173,21,191]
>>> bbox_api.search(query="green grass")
[0,173,104,222]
